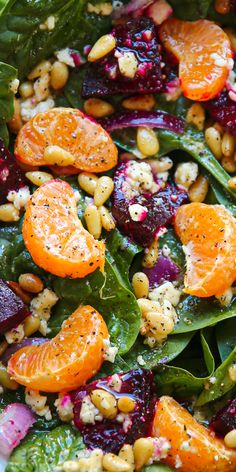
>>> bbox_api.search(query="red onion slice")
[0,403,35,459]
[100,110,185,134]
[1,338,47,365]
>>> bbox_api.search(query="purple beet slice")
[143,255,180,288]
[70,368,156,453]
[82,17,165,97]
[210,397,236,437]
[112,161,188,246]
[0,139,27,205]
[205,92,236,137]
[0,279,29,334]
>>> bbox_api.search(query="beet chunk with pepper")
[0,279,29,333]
[0,139,27,205]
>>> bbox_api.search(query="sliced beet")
[82,17,165,97]
[0,279,29,334]
[143,255,180,288]
[210,397,236,437]
[112,161,188,246]
[71,368,156,453]
[0,140,27,205]
[205,92,236,137]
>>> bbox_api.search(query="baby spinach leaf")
[159,228,185,270]
[6,425,85,472]
[0,61,17,123]
[201,329,215,375]
[155,363,209,398]
[169,0,211,19]
[216,318,236,362]
[204,173,236,216]
[142,466,174,472]
[64,68,86,109]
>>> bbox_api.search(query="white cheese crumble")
[149,281,181,307]
[124,160,159,199]
[5,323,24,344]
[39,15,56,31]
[107,374,122,392]
[87,2,112,15]
[80,395,103,424]
[30,288,58,336]
[7,186,30,210]
[175,162,199,189]
[55,48,75,67]
[54,393,74,422]
[118,52,138,79]
[116,412,132,432]
[9,78,20,94]
[103,339,118,363]
[62,449,103,472]
[25,388,52,420]
[137,355,146,366]
[20,96,55,122]
[128,203,148,222]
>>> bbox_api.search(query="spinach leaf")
[216,318,236,362]
[169,0,211,19]
[159,228,185,270]
[201,329,215,375]
[204,173,236,216]
[64,68,86,109]
[6,425,85,472]
[142,466,174,472]
[0,61,17,142]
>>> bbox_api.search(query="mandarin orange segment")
[174,203,236,297]
[8,305,109,392]
[15,107,118,172]
[22,179,105,278]
[152,396,236,472]
[159,18,232,101]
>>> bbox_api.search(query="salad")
[1,0,236,470]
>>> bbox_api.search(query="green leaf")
[169,0,211,19]
[142,465,174,472]
[159,228,185,270]
[64,68,86,109]
[201,329,215,375]
[216,318,236,362]
[0,61,17,123]
[6,425,85,472]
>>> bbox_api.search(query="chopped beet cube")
[0,139,27,205]
[205,92,236,137]
[210,397,236,436]
[71,368,156,453]
[0,279,29,333]
[111,161,188,247]
[82,18,165,97]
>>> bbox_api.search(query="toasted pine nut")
[0,340,8,357]
[228,176,236,190]
[0,203,20,222]
[99,206,116,231]
[33,73,50,102]
[90,389,117,419]
[84,98,114,118]
[26,171,53,186]
[24,315,40,337]
[103,453,131,472]
[119,444,135,471]
[224,28,236,53]
[118,396,136,413]
[8,98,23,134]
[224,429,236,448]
[188,175,209,202]
[122,94,155,111]
[222,154,236,173]
[19,273,44,293]
[88,34,116,62]
[228,365,236,381]
[28,60,52,80]
[146,310,175,342]
[142,239,159,268]
[0,362,18,390]
[205,127,222,160]
[137,127,159,157]
[94,176,114,206]
[133,437,154,471]
[7,281,32,304]
[186,103,205,130]
[44,145,75,166]
[175,161,199,189]
[118,52,138,79]
[132,272,149,299]
[137,298,160,315]
[50,61,69,90]
[19,81,34,99]
[78,172,99,195]
[213,122,224,136]
[222,132,236,157]
[84,205,102,238]
[214,0,230,14]
[148,156,173,173]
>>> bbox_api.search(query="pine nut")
[19,273,44,293]
[133,438,154,471]
[78,172,99,196]
[44,145,75,166]
[99,206,116,231]
[26,171,53,186]
[146,310,175,342]
[205,127,222,160]
[222,131,236,157]
[214,0,230,14]
[84,205,102,238]
[142,239,159,268]
[94,176,114,206]
[175,161,199,189]
[7,281,32,304]
[228,176,236,190]
[213,122,224,136]
[24,315,40,337]
[148,156,173,173]
[222,154,236,173]
[137,298,160,315]
[137,127,159,157]
[0,362,18,390]
[224,429,236,448]
[118,52,138,79]
[0,203,20,222]
[122,94,155,111]
[132,272,149,299]
[103,453,131,472]
[186,103,205,130]
[8,98,23,134]
[119,445,135,471]
[50,61,69,90]
[88,34,116,62]
[118,396,136,413]
[224,28,236,53]
[84,98,114,118]
[62,461,80,472]
[28,60,52,80]
[90,389,117,419]
[189,175,209,202]
[19,81,34,99]
[0,340,8,357]
[33,73,50,102]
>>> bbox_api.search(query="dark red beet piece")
[210,397,236,437]
[0,139,27,205]
[82,17,165,97]
[205,92,236,137]
[230,1,236,12]
[71,369,156,453]
[112,161,188,247]
[0,279,29,334]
